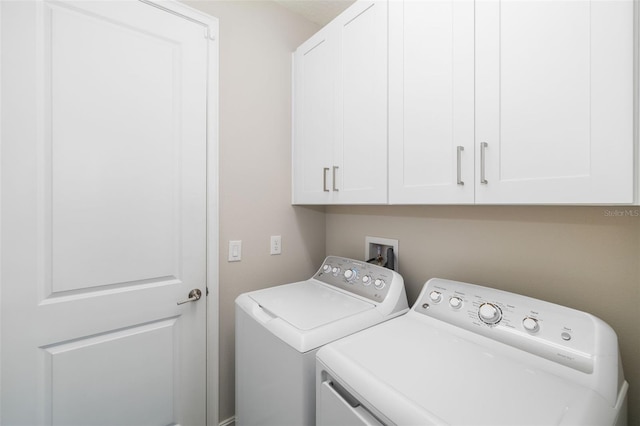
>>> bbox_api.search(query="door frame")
[0,0,220,424]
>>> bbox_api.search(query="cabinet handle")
[456,146,464,185]
[480,142,488,184]
[332,166,339,191]
[323,167,330,192]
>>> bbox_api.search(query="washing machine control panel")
[414,278,607,374]
[315,256,397,303]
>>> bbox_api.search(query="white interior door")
[1,1,215,424]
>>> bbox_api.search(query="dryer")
[317,278,628,426]
[235,256,408,426]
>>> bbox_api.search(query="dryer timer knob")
[522,317,540,333]
[478,303,502,324]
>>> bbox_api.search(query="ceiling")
[274,0,356,26]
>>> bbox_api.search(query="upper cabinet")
[292,1,388,205]
[388,0,475,204]
[292,25,335,204]
[295,0,636,205]
[475,0,634,204]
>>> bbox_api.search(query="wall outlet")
[365,236,398,271]
[270,235,282,255]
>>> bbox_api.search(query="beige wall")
[326,205,640,424]
[183,1,323,422]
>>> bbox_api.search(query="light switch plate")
[229,240,242,262]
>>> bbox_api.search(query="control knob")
[331,267,341,277]
[478,303,502,325]
[374,279,386,290]
[322,264,331,273]
[522,317,540,333]
[343,269,357,282]
[429,291,442,303]
[362,275,372,286]
[449,297,463,309]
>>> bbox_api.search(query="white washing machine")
[235,256,409,426]
[317,278,628,426]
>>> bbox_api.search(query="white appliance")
[235,256,409,426]
[317,278,628,426]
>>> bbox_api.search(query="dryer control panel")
[315,256,398,304]
[413,278,619,375]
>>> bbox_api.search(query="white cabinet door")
[1,1,214,424]
[292,27,336,204]
[333,1,388,204]
[475,0,634,204]
[292,1,387,205]
[389,0,474,204]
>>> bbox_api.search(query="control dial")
[429,291,442,303]
[362,275,372,286]
[449,297,463,309]
[322,264,331,274]
[478,303,502,325]
[522,317,540,333]
[374,279,386,290]
[331,267,341,277]
[343,269,357,282]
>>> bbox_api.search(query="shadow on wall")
[292,205,327,267]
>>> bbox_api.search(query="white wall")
[182,1,323,422]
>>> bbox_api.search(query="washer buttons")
[522,317,540,333]
[343,269,356,282]
[449,297,463,309]
[429,291,442,303]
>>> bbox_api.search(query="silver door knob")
[177,289,202,305]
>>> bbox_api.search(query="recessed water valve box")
[365,236,398,271]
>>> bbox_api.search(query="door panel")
[1,1,212,424]
[475,0,633,204]
[292,30,335,204]
[49,2,179,293]
[335,1,387,204]
[388,0,474,204]
[45,319,176,426]
[498,1,590,182]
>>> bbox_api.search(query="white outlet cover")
[270,235,282,255]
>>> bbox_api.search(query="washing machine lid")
[318,314,616,425]
[249,280,375,331]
